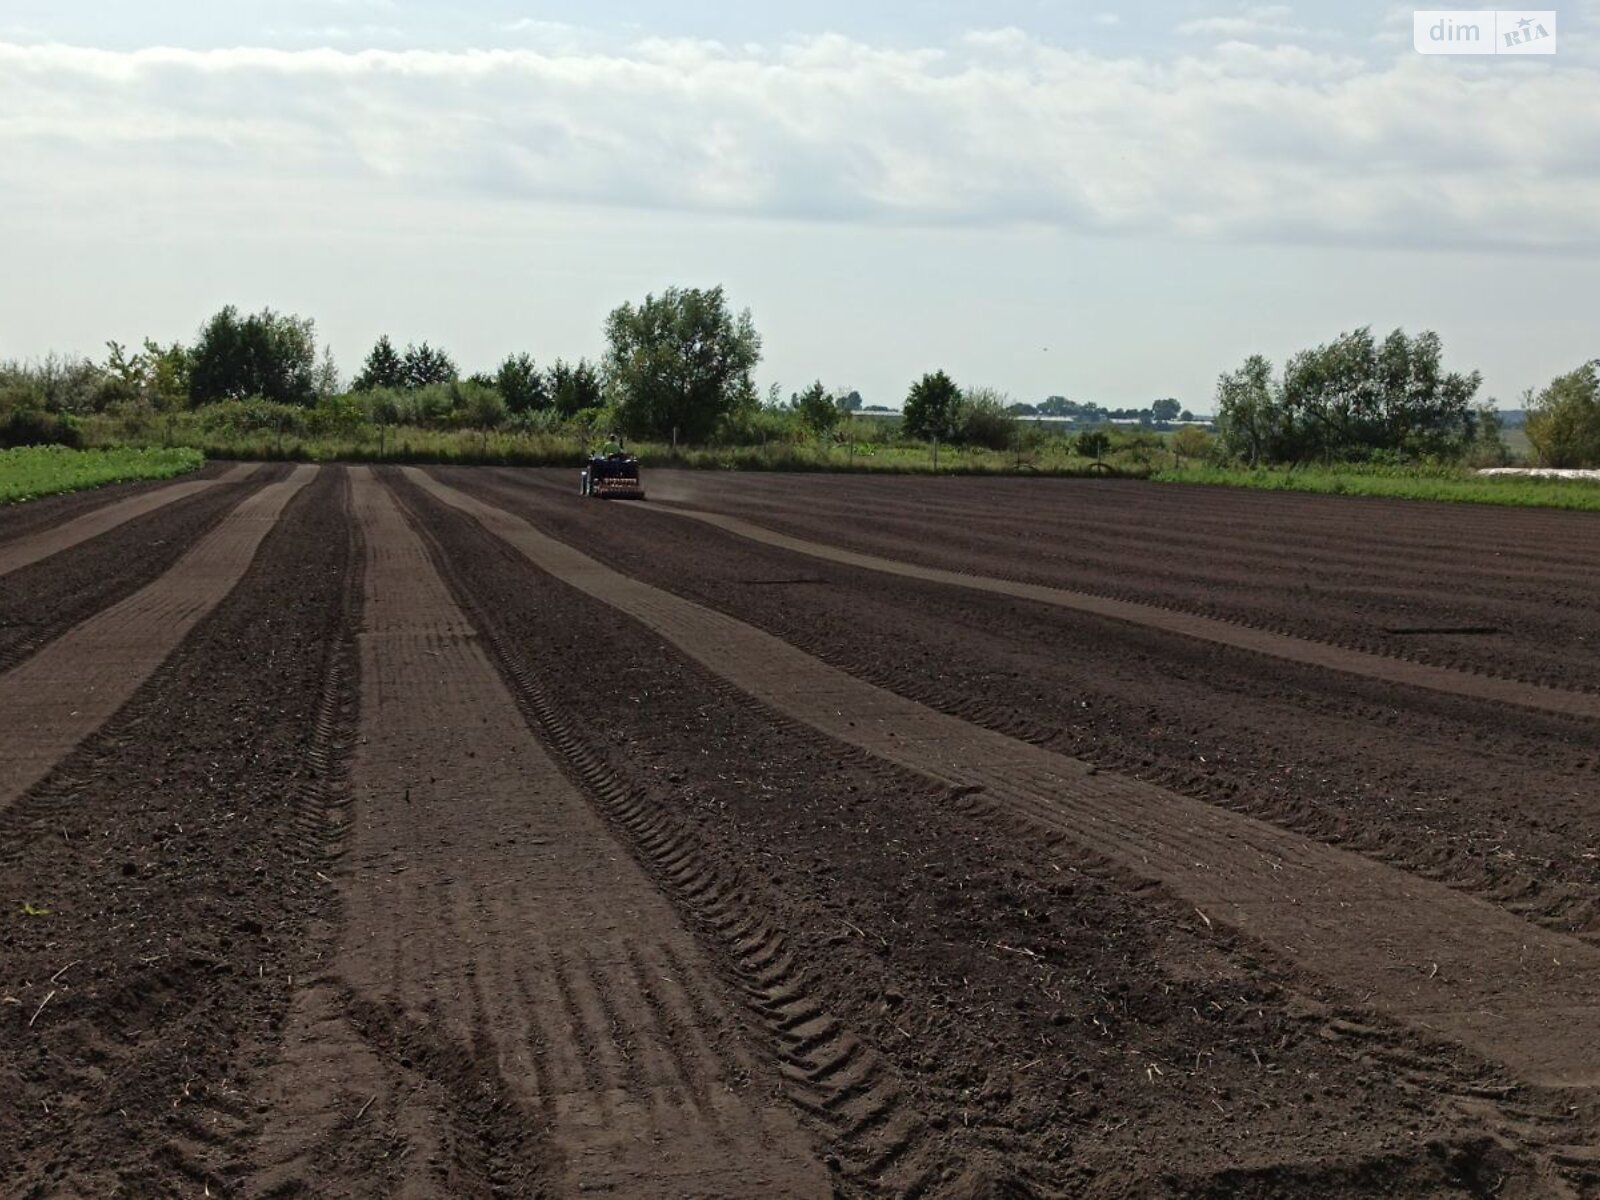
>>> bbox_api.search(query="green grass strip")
[1154,465,1600,512]
[0,446,206,504]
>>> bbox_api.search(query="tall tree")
[401,342,457,390]
[603,285,762,441]
[312,346,342,398]
[901,370,961,441]
[1527,362,1600,468]
[548,358,603,417]
[791,380,840,437]
[1282,327,1479,461]
[188,306,318,407]
[352,335,404,391]
[496,352,548,414]
[1214,354,1280,467]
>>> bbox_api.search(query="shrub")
[955,388,1017,451]
[0,409,83,448]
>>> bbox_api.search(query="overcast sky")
[2,2,1597,410]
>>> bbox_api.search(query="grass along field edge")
[1154,464,1600,511]
[0,446,206,504]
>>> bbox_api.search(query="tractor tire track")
[245,467,828,1199]
[457,469,1600,959]
[0,464,318,813]
[396,481,952,1196]
[0,462,261,577]
[398,468,1575,1196]
[407,467,1600,1092]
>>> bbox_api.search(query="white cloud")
[1,32,1597,252]
[1176,5,1306,39]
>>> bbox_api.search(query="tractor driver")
[602,432,623,457]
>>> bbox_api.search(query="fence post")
[932,437,939,471]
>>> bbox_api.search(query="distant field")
[0,446,205,503]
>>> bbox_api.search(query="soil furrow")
[0,462,261,577]
[658,505,1600,720]
[0,466,358,1197]
[0,459,241,545]
[407,467,1600,1092]
[0,463,285,675]
[0,464,317,812]
[624,470,1600,690]
[394,466,1562,1196]
[453,468,1600,952]
[245,467,827,1199]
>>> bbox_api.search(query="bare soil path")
[409,468,1600,1092]
[398,468,1568,1197]
[0,463,283,674]
[0,466,356,1197]
[246,468,828,1198]
[637,471,1600,691]
[0,458,241,546]
[0,462,260,577]
[657,506,1600,721]
[0,465,317,812]
[8,464,1600,1196]
[463,469,1600,954]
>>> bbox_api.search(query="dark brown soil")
[450,470,1600,948]
[0,468,357,1197]
[0,464,284,672]
[393,468,1552,1197]
[636,470,1600,691]
[4,464,1599,1197]
[0,460,239,546]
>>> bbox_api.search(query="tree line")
[3,292,1596,467]
[1212,327,1597,469]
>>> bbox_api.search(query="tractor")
[580,450,645,500]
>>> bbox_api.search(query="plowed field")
[3,465,1598,1198]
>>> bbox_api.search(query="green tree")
[1464,402,1510,467]
[496,352,548,414]
[791,380,840,437]
[1214,354,1281,466]
[143,340,191,411]
[1281,327,1479,462]
[457,380,508,431]
[312,346,342,399]
[1075,429,1111,460]
[1527,362,1600,468]
[838,389,864,413]
[603,285,762,441]
[189,306,318,407]
[548,358,603,417]
[402,342,457,390]
[1151,397,1182,424]
[955,386,1017,450]
[902,370,961,441]
[353,335,404,391]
